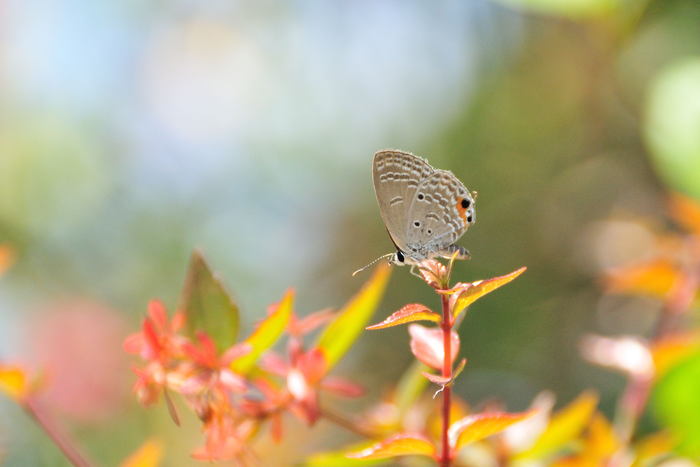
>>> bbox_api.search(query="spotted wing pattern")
[372,150,434,252]
[404,169,476,260]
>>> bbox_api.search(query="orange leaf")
[427,397,470,442]
[0,365,29,402]
[445,267,527,320]
[449,411,535,452]
[346,434,436,460]
[632,431,676,467]
[584,413,618,459]
[366,304,440,330]
[516,391,598,460]
[120,439,164,467]
[551,457,597,467]
[668,193,700,235]
[0,245,14,276]
[604,258,680,298]
[652,331,700,377]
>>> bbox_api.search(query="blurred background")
[1,0,699,465]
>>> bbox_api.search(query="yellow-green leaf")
[302,442,385,466]
[517,391,598,460]
[179,250,239,351]
[449,411,535,451]
[448,267,526,320]
[120,439,164,467]
[316,264,391,371]
[0,365,29,402]
[493,0,621,19]
[231,289,294,374]
[395,360,431,415]
[366,304,440,330]
[347,434,435,460]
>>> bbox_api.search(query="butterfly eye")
[395,250,405,263]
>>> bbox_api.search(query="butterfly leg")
[409,265,424,279]
[439,244,471,261]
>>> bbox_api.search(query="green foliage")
[316,265,391,371]
[653,351,700,458]
[493,0,620,18]
[179,250,240,352]
[645,58,700,200]
[231,288,294,374]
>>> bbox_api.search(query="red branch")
[24,398,93,467]
[440,293,453,467]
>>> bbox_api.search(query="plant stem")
[440,293,453,467]
[319,404,378,439]
[24,398,93,467]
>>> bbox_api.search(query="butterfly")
[354,150,476,275]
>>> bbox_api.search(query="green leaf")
[652,350,700,458]
[492,0,622,19]
[395,361,431,414]
[231,289,294,375]
[316,264,391,371]
[179,249,239,351]
[645,58,700,199]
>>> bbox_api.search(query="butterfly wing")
[404,169,476,256]
[373,150,434,252]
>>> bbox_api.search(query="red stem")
[440,293,453,467]
[24,398,93,467]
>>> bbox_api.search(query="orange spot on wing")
[456,199,468,223]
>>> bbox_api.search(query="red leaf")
[423,358,467,387]
[417,260,448,289]
[423,373,452,385]
[408,324,459,370]
[289,308,336,337]
[297,348,328,385]
[367,304,441,330]
[321,377,365,398]
[347,433,436,460]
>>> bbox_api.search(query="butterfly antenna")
[352,253,394,277]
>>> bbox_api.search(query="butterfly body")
[372,150,476,267]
